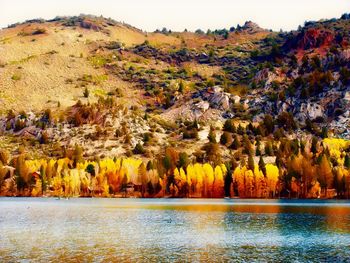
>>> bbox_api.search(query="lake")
[1,198,350,262]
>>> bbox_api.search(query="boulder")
[254,68,277,88]
[299,102,324,120]
[203,86,231,110]
[232,95,241,104]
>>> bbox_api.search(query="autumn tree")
[203,143,221,165]
[0,150,10,165]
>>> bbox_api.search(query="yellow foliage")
[323,138,350,165]
[323,138,350,150]
[213,165,224,197]
[31,179,42,197]
[265,164,279,195]
[52,175,62,196]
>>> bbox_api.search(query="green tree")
[230,135,240,150]
[178,81,185,94]
[344,154,350,169]
[178,152,189,169]
[138,162,148,197]
[220,132,231,146]
[265,141,273,156]
[208,126,216,143]
[40,164,47,194]
[263,114,274,134]
[73,144,83,166]
[258,156,266,176]
[320,126,328,139]
[133,143,145,154]
[83,87,89,98]
[248,153,255,171]
[86,163,95,176]
[223,119,236,133]
[146,160,154,171]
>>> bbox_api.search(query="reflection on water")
[1,198,350,262]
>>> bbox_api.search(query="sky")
[0,0,349,31]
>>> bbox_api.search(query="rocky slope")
[0,14,349,160]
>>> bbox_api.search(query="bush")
[182,128,198,140]
[133,143,145,154]
[86,164,95,176]
[32,28,46,35]
[208,126,216,143]
[178,152,189,168]
[83,87,89,98]
[39,131,49,144]
[223,119,236,133]
[14,119,26,131]
[0,150,10,165]
[220,132,231,146]
[11,74,21,81]
[230,135,240,150]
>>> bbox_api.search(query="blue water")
[1,198,350,262]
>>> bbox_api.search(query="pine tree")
[259,156,266,176]
[265,141,273,156]
[220,132,231,146]
[344,154,350,169]
[230,135,240,150]
[223,119,236,133]
[248,153,255,171]
[208,126,216,143]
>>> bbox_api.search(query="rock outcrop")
[238,21,265,34]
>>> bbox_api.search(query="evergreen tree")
[248,153,255,171]
[344,154,350,169]
[259,156,266,176]
[230,135,240,150]
[208,126,216,143]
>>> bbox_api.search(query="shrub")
[220,132,232,146]
[230,135,240,150]
[11,74,21,81]
[178,152,189,168]
[86,164,95,176]
[223,119,236,133]
[32,28,46,35]
[14,119,26,131]
[0,150,10,165]
[133,143,145,154]
[83,87,89,98]
[143,133,152,145]
[182,128,198,140]
[208,126,216,143]
[39,131,49,144]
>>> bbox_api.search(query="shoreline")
[0,195,347,200]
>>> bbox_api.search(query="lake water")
[1,198,350,262]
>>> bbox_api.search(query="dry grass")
[0,22,143,111]
[0,20,272,112]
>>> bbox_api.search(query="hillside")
[0,14,350,198]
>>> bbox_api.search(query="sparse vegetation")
[0,14,350,200]
[11,74,21,81]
